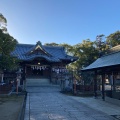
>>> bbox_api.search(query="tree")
[0,13,7,32]
[72,40,99,69]
[95,34,109,56]
[0,29,18,71]
[0,14,18,71]
[44,42,59,46]
[44,40,99,80]
[59,43,73,56]
[60,40,99,81]
[106,31,120,47]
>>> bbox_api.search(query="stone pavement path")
[24,86,115,120]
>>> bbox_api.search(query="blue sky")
[0,0,120,45]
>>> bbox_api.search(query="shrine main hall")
[12,41,77,86]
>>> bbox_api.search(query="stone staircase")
[26,78,50,86]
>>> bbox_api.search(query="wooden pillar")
[50,65,52,84]
[94,70,97,98]
[111,72,113,91]
[109,73,112,91]
[110,71,114,98]
[101,73,105,101]
[113,72,115,91]
[23,64,26,90]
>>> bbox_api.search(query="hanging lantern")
[52,68,54,71]
[40,67,41,70]
[57,69,59,73]
[37,66,39,70]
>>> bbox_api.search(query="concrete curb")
[24,93,30,120]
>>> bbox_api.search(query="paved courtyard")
[24,85,118,120]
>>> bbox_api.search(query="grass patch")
[0,94,25,120]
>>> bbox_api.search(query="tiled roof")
[12,43,77,62]
[82,47,120,71]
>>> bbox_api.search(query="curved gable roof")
[25,41,51,56]
[12,41,77,62]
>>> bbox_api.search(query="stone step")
[26,78,50,86]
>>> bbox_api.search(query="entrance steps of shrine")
[26,78,50,86]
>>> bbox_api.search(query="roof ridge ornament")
[36,41,42,46]
[25,41,52,57]
[35,41,43,50]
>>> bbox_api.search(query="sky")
[0,0,120,45]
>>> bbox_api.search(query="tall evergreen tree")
[0,13,18,71]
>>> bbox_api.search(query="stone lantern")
[16,69,22,94]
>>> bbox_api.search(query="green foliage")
[45,40,99,81]
[0,13,7,23]
[0,30,17,55]
[0,13,18,71]
[0,55,19,71]
[72,40,99,69]
[44,42,59,46]
[41,31,120,85]
[0,13,7,32]
[59,43,73,56]
[42,31,120,74]
[47,40,99,82]
[0,29,18,71]
[94,34,110,56]
[106,31,120,47]
[82,71,94,85]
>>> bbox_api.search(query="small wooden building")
[12,41,77,86]
[82,45,120,100]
